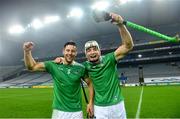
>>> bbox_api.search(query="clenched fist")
[110,13,124,25]
[23,42,34,52]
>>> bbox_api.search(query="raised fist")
[23,42,34,52]
[110,13,124,25]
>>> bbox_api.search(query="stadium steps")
[15,73,46,86]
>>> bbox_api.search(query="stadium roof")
[0,0,180,65]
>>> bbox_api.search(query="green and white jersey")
[83,52,124,106]
[44,61,85,112]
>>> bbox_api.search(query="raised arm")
[23,42,45,71]
[111,13,134,61]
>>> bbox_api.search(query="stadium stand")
[0,72,51,88]
[118,62,180,84]
[0,65,24,82]
[1,62,179,88]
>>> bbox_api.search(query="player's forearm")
[24,51,36,70]
[88,82,94,104]
[118,25,134,50]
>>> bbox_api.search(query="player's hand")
[110,13,124,25]
[87,103,94,118]
[23,42,34,52]
[54,57,64,64]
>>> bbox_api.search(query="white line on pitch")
[135,86,144,119]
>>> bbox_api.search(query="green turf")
[121,86,142,118]
[140,86,180,118]
[0,88,52,118]
[0,85,180,118]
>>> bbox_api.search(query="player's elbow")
[26,66,33,71]
[26,65,36,71]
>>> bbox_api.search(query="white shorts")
[94,101,127,119]
[51,109,83,119]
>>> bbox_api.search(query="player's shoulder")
[103,52,114,59]
[102,52,116,63]
[44,60,60,68]
[44,60,56,65]
[74,61,85,69]
[105,52,114,57]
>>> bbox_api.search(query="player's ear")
[62,48,65,55]
[75,49,77,56]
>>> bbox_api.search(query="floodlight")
[138,54,142,58]
[31,19,43,29]
[119,0,128,5]
[67,8,83,18]
[8,25,25,34]
[44,15,60,24]
[91,1,110,11]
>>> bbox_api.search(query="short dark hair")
[64,42,77,48]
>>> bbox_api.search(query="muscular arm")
[23,42,45,72]
[115,25,134,60]
[111,13,134,61]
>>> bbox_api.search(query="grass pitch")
[0,85,180,118]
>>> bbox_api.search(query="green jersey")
[44,61,85,112]
[83,52,124,106]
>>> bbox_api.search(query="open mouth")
[90,54,97,58]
